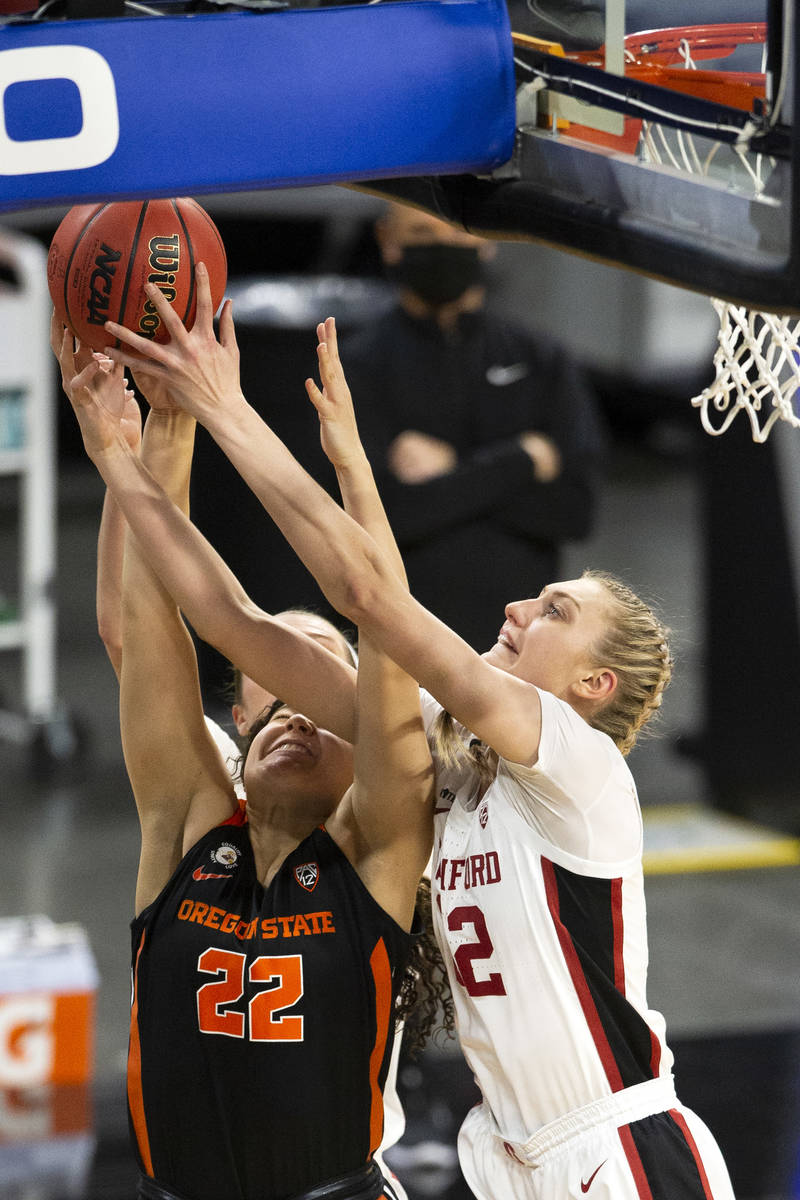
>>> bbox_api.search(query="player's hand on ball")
[50,309,92,382]
[57,326,132,462]
[130,366,181,418]
[103,263,243,428]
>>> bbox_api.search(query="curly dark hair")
[395,877,455,1058]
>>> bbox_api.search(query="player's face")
[243,705,353,813]
[482,578,612,700]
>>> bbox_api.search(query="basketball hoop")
[691,303,800,443]
[514,20,798,442]
[618,23,798,443]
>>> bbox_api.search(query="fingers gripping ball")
[47,198,227,352]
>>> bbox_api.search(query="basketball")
[47,197,227,352]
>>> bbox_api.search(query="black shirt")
[129,815,411,1199]
[342,306,606,651]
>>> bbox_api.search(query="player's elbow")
[326,545,391,627]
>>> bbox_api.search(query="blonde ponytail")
[583,570,673,756]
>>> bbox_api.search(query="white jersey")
[205,715,245,800]
[421,689,674,1145]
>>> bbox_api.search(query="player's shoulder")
[527,688,625,782]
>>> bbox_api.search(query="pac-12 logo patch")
[294,862,319,892]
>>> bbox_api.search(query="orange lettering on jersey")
[179,901,336,937]
[205,906,224,930]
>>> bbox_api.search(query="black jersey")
[128,812,412,1200]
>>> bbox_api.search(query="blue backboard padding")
[5,77,83,142]
[0,3,515,212]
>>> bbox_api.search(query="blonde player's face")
[482,578,612,701]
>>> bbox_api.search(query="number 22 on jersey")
[196,948,304,1042]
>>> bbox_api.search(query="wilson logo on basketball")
[48,199,226,353]
[85,243,121,326]
[139,234,181,339]
[294,863,319,892]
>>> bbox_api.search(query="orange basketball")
[47,198,227,352]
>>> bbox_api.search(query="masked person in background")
[341,203,606,653]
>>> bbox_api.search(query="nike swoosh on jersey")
[580,1160,607,1192]
[485,362,529,386]
[192,868,229,881]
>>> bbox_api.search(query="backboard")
[0,0,796,311]
[360,0,800,314]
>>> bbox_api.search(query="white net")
[632,29,798,442]
[691,303,800,443]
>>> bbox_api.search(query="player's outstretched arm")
[56,330,235,914]
[102,266,412,619]
[306,319,432,927]
[102,269,544,766]
[58,325,357,746]
[50,308,145,681]
[327,626,434,932]
[94,385,141,677]
[305,317,407,587]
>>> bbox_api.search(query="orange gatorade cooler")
[0,916,98,1089]
[0,917,98,1194]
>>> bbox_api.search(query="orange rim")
[513,22,768,145]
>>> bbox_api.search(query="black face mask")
[390,243,484,307]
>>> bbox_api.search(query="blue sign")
[0,2,515,213]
